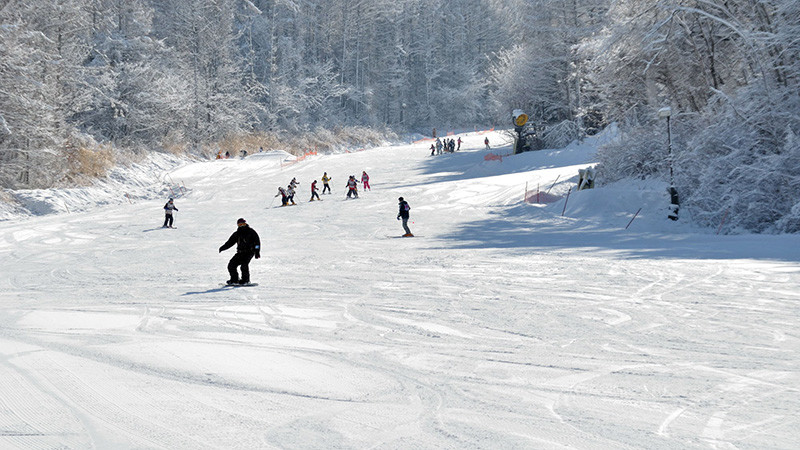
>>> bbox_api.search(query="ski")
[219,282,259,287]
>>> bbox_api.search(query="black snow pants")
[228,251,255,283]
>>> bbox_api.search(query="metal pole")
[625,208,642,230]
[561,187,572,216]
[667,115,674,186]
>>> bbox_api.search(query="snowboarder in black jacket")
[397,197,413,237]
[219,218,261,285]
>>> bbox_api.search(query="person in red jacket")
[310,180,321,201]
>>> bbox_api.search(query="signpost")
[512,109,528,154]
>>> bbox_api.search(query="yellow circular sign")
[514,113,528,127]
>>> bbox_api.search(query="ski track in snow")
[1,132,799,448]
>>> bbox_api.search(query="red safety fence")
[524,190,563,204]
[281,149,318,168]
[484,153,503,162]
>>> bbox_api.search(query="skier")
[484,137,490,149]
[286,185,297,205]
[289,177,299,189]
[310,180,321,201]
[346,175,359,199]
[321,172,332,194]
[430,144,435,156]
[361,171,371,191]
[275,186,288,206]
[457,137,462,151]
[436,137,443,155]
[397,197,413,237]
[218,218,260,285]
[163,198,178,228]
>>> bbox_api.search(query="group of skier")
[273,171,371,204]
[430,137,461,155]
[161,166,412,285]
[275,177,302,206]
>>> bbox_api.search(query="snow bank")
[0,152,186,221]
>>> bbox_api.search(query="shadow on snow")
[431,203,800,263]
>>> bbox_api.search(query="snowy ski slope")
[0,130,798,448]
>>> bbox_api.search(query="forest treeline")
[1,0,799,232]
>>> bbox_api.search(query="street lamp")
[658,106,679,220]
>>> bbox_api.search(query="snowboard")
[219,282,259,287]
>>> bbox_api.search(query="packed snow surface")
[1,130,798,448]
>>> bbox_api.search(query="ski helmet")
[398,197,404,202]
[237,218,246,225]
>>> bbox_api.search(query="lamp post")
[658,107,679,220]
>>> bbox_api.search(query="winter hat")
[237,218,246,225]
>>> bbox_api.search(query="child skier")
[321,172,332,194]
[275,186,288,206]
[286,185,297,205]
[163,198,178,228]
[346,175,359,199]
[310,180,321,201]
[361,171,371,191]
